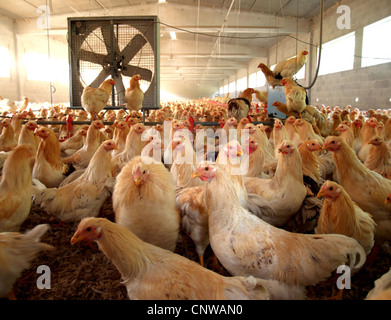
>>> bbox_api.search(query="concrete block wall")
[308,0,391,109]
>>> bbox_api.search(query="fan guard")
[68,17,159,110]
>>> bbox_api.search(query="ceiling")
[0,0,340,91]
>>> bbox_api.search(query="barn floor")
[10,198,391,301]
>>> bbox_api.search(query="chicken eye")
[205,167,209,171]
[86,227,92,232]
[142,170,146,174]
[331,141,335,144]
[329,187,333,191]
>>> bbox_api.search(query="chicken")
[11,112,27,141]
[284,116,302,147]
[176,140,247,267]
[257,63,282,88]
[221,117,238,142]
[254,89,268,104]
[170,135,203,189]
[0,144,35,232]
[111,122,146,174]
[316,180,376,255]
[0,98,17,113]
[227,88,254,121]
[0,224,53,299]
[125,74,144,112]
[0,118,17,152]
[294,118,324,145]
[242,137,264,178]
[335,123,354,149]
[32,140,117,222]
[237,117,251,142]
[376,121,385,138]
[32,126,76,188]
[272,118,289,159]
[59,125,89,157]
[192,163,366,290]
[298,139,324,195]
[364,136,391,179]
[352,118,363,153]
[281,78,307,118]
[17,120,39,154]
[366,268,391,300]
[384,118,391,143]
[244,140,307,227]
[113,156,179,252]
[272,101,292,117]
[323,136,391,243]
[112,120,129,157]
[17,97,29,112]
[62,120,105,169]
[273,50,309,80]
[358,117,378,163]
[244,123,276,175]
[141,136,164,163]
[81,78,115,119]
[70,217,307,300]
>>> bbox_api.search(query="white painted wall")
[0,16,20,101]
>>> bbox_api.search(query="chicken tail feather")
[62,163,76,176]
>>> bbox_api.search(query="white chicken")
[113,155,179,252]
[32,140,117,222]
[71,217,305,300]
[192,163,366,290]
[0,144,35,232]
[125,74,144,112]
[81,79,115,119]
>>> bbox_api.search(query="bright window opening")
[362,16,391,67]
[237,76,247,92]
[0,46,11,78]
[318,32,355,75]
[256,70,266,87]
[228,81,235,94]
[24,52,69,84]
[249,72,257,88]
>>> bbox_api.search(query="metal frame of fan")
[67,16,160,111]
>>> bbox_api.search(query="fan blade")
[100,24,121,56]
[113,73,126,105]
[89,68,111,87]
[78,49,107,66]
[121,65,153,82]
[121,34,147,66]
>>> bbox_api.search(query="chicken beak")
[70,231,83,245]
[191,171,202,179]
[134,178,143,186]
[236,150,242,157]
[317,190,325,198]
[385,197,391,204]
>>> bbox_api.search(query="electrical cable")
[303,0,324,90]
